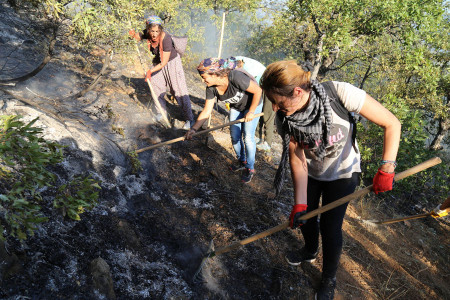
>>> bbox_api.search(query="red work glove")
[289,204,308,228]
[128,29,139,40]
[373,169,395,194]
[145,70,152,82]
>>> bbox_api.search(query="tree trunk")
[429,117,449,151]
[311,15,324,80]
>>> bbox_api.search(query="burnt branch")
[0,24,58,85]
[59,47,113,101]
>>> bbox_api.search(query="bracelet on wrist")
[380,160,397,168]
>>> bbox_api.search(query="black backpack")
[321,81,359,152]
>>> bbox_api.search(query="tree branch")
[0,23,58,85]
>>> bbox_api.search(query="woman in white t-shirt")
[260,60,401,300]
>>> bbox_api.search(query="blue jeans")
[229,102,263,170]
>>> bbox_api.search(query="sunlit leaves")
[0,116,100,240]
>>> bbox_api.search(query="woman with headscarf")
[260,60,401,300]
[185,57,263,183]
[129,16,194,129]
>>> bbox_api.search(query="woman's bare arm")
[359,94,401,172]
[289,139,308,205]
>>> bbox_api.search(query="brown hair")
[260,60,311,100]
[146,23,163,32]
[209,68,231,77]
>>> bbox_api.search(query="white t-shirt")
[234,56,266,84]
[277,81,366,181]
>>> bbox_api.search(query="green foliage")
[358,94,449,207]
[111,125,125,137]
[0,116,101,240]
[245,0,448,208]
[54,175,100,221]
[127,150,143,175]
[0,115,63,240]
[14,0,66,19]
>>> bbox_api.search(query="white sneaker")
[256,141,271,151]
[182,120,191,130]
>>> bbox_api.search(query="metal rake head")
[192,239,215,283]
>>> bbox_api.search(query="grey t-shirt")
[276,81,366,181]
[205,70,255,111]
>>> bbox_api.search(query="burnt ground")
[0,5,449,299]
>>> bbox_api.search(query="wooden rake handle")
[213,156,442,257]
[145,78,171,127]
[135,112,264,154]
[372,196,449,224]
[374,212,433,225]
[440,196,450,210]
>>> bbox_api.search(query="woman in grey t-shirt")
[260,60,401,299]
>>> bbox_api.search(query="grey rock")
[0,241,22,280]
[90,257,116,299]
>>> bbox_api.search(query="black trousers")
[300,172,360,279]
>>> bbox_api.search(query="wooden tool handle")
[440,196,450,210]
[135,112,264,154]
[375,212,432,224]
[213,157,442,257]
[146,78,171,127]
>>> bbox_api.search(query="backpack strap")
[321,81,359,153]
[234,67,257,83]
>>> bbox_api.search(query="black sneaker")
[241,168,255,183]
[229,160,246,172]
[315,277,336,300]
[285,247,318,266]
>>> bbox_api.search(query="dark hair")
[146,23,163,32]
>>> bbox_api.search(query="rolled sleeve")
[334,81,366,113]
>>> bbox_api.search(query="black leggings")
[300,173,360,279]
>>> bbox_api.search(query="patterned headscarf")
[146,15,162,26]
[197,57,237,74]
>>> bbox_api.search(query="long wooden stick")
[136,112,264,153]
[217,12,226,60]
[145,78,171,127]
[211,156,442,257]
[371,196,450,224]
[440,196,450,210]
[205,13,227,141]
[372,212,432,225]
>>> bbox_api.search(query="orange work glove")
[128,29,139,40]
[145,70,152,82]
